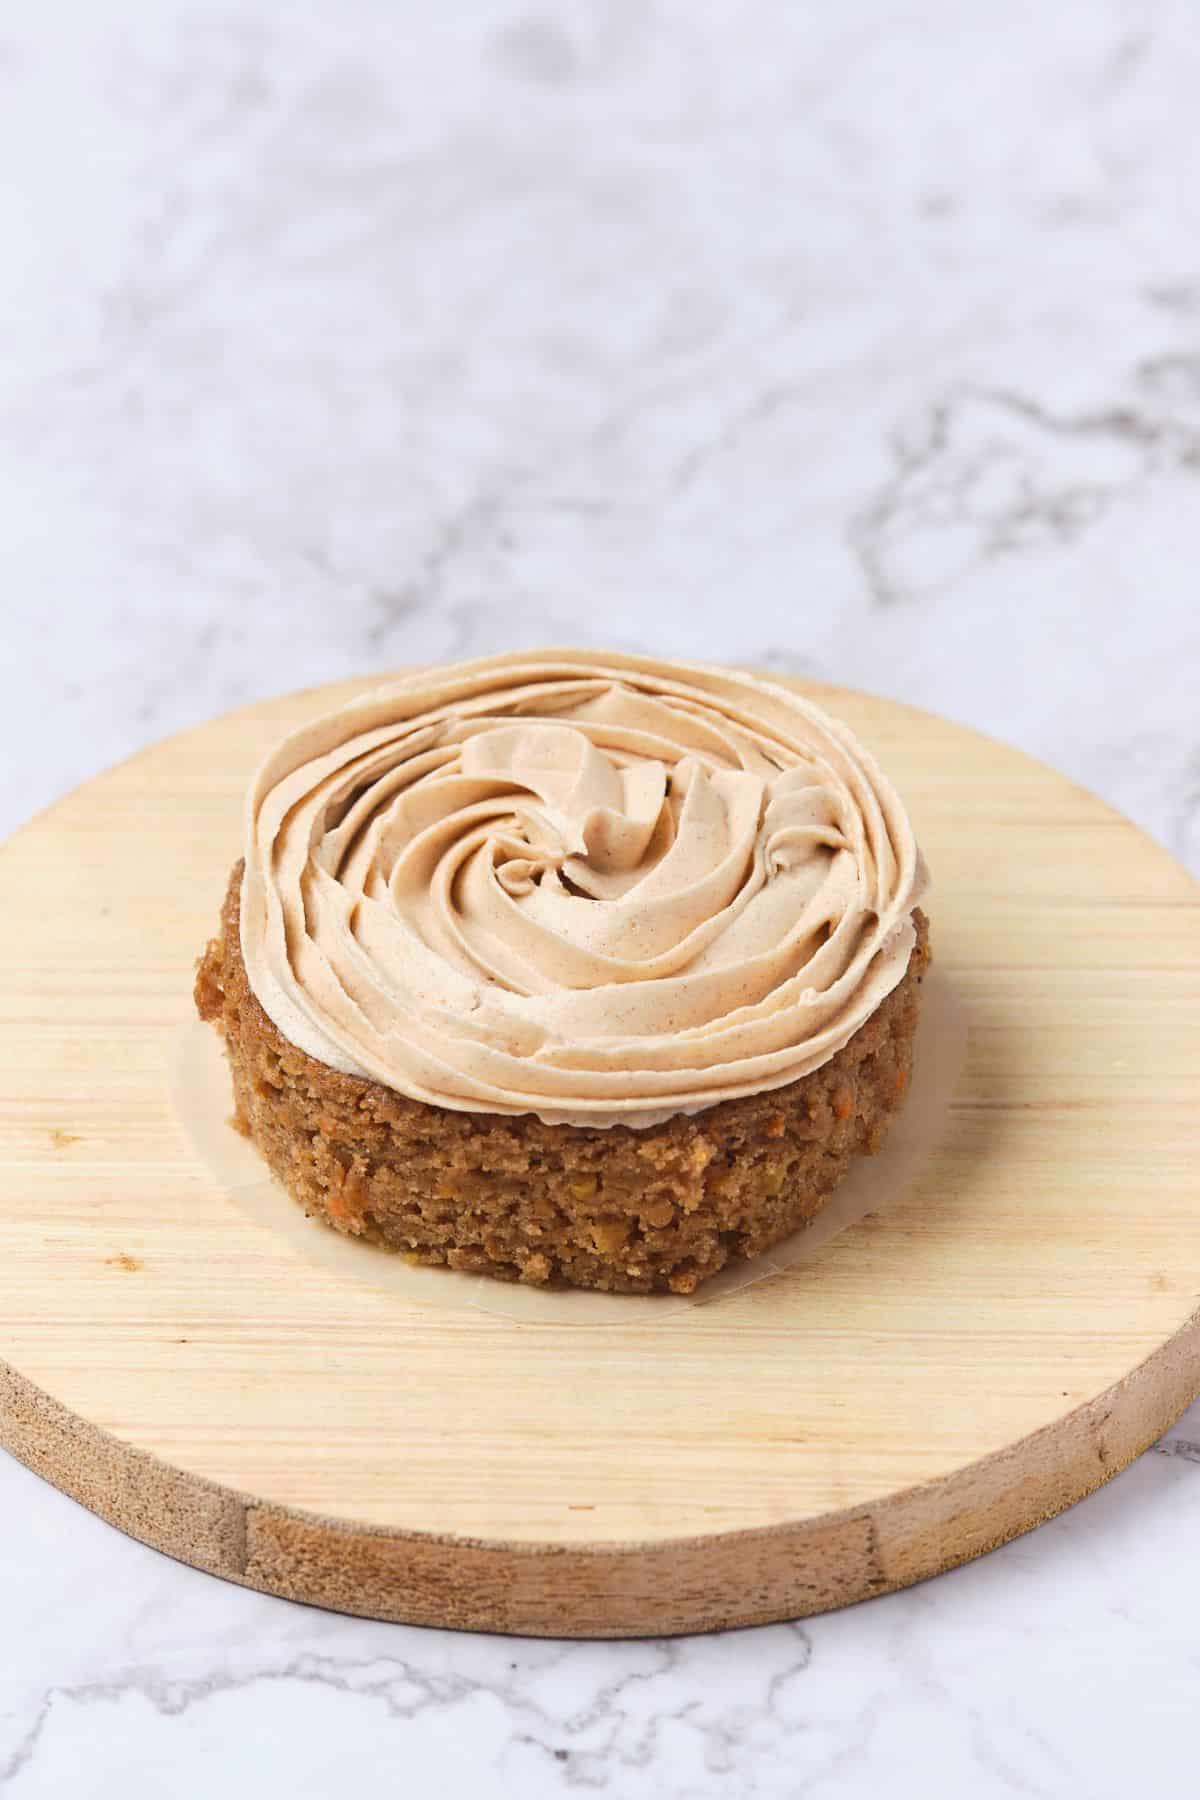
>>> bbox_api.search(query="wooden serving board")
[2,678,1199,1639]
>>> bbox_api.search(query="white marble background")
[2,1,1199,1793]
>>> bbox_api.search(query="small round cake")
[195,651,930,1294]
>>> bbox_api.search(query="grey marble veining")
[1,2,1198,1795]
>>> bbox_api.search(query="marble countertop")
[2,2,1198,1793]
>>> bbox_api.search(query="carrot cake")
[195,650,930,1294]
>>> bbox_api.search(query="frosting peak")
[240,651,927,1127]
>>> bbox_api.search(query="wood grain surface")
[1,676,1198,1638]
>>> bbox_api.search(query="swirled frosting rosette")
[240,651,928,1127]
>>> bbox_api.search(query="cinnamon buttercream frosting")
[240,650,928,1127]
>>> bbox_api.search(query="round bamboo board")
[1,676,1198,1639]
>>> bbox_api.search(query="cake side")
[196,863,930,1295]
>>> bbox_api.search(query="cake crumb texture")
[196,865,929,1295]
